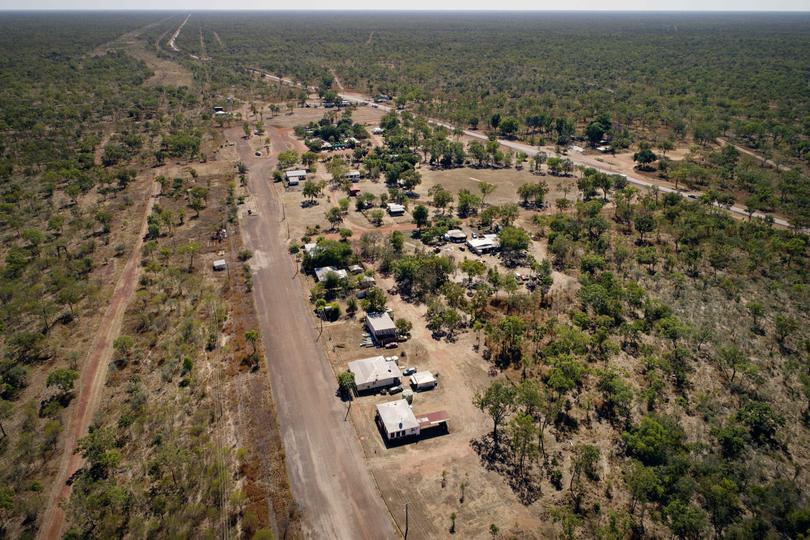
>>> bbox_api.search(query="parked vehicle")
[388,385,403,394]
[403,367,417,376]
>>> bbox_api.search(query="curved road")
[233,125,396,540]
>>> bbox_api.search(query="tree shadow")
[470,433,542,505]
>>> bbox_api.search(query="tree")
[633,147,658,170]
[736,400,784,446]
[634,213,655,244]
[571,444,601,493]
[245,329,259,358]
[509,413,537,474]
[714,345,749,385]
[369,209,384,226]
[277,150,299,170]
[302,180,323,202]
[664,499,708,540]
[460,259,486,285]
[701,477,741,537]
[47,368,79,399]
[412,204,429,228]
[430,185,453,211]
[395,318,412,339]
[179,241,201,272]
[624,461,660,531]
[774,314,797,351]
[326,207,343,230]
[474,380,515,451]
[113,335,135,364]
[457,189,481,217]
[361,287,387,313]
[499,116,519,137]
[623,415,684,466]
[337,370,355,399]
[479,182,496,206]
[498,226,530,265]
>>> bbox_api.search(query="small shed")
[347,170,361,182]
[387,203,405,216]
[213,259,227,272]
[359,275,376,289]
[410,371,437,391]
[348,264,364,274]
[372,127,384,135]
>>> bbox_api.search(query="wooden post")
[405,502,409,539]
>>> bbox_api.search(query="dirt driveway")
[233,124,396,539]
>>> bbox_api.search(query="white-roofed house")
[314,266,348,282]
[365,312,397,344]
[386,203,405,216]
[349,356,402,392]
[443,229,467,243]
[375,399,419,441]
[466,234,500,255]
[285,169,307,186]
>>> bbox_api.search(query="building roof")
[315,266,348,282]
[213,259,227,269]
[285,169,307,178]
[348,264,364,274]
[387,203,405,213]
[349,356,402,387]
[416,410,449,429]
[304,242,319,255]
[444,229,466,240]
[365,312,396,334]
[376,399,419,434]
[347,170,361,176]
[467,234,500,250]
[410,371,436,386]
[372,127,384,134]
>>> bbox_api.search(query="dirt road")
[37,179,159,540]
[234,126,396,540]
[716,137,791,172]
[168,14,190,52]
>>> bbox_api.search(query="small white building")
[365,312,397,344]
[372,127,384,135]
[376,400,420,440]
[212,259,227,272]
[387,203,405,216]
[348,264,364,274]
[410,371,437,391]
[349,356,402,392]
[444,229,466,243]
[314,266,348,282]
[304,242,320,256]
[467,234,500,255]
[347,170,361,182]
[285,169,307,185]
